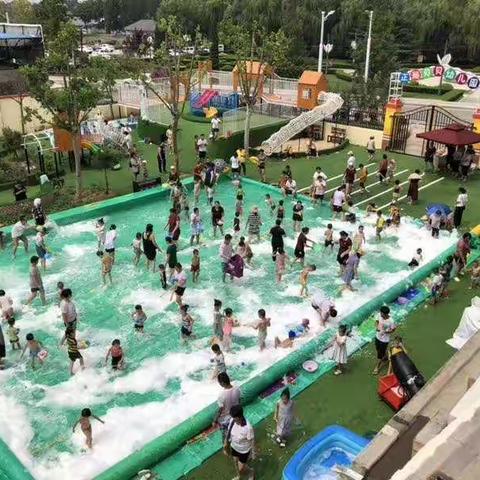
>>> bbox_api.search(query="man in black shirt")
[269,219,286,261]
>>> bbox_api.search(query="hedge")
[441,89,464,101]
[208,121,287,159]
[136,119,168,144]
[403,83,452,94]
[335,71,353,82]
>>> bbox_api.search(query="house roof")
[125,19,156,33]
[233,61,267,75]
[299,70,325,85]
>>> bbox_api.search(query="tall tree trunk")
[109,101,115,120]
[72,132,83,198]
[209,19,220,70]
[243,102,252,157]
[172,115,180,172]
[19,98,26,135]
[104,168,110,194]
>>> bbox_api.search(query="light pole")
[324,43,333,75]
[364,10,373,83]
[318,10,335,73]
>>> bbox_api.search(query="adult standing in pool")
[337,231,352,274]
[166,236,178,278]
[311,290,337,326]
[60,288,78,336]
[143,224,160,272]
[269,219,286,262]
[165,208,181,244]
[211,201,225,238]
[407,170,422,205]
[104,225,118,263]
[245,206,262,243]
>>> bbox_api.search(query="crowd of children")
[0,143,476,466]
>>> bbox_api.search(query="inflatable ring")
[302,360,318,373]
[249,156,259,166]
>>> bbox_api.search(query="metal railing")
[327,105,385,130]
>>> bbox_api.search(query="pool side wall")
[0,177,474,480]
[93,179,477,480]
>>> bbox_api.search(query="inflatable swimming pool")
[283,425,370,480]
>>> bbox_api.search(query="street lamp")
[318,10,335,73]
[323,43,333,74]
[364,10,374,83]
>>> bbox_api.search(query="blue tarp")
[0,33,41,40]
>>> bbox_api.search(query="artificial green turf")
[185,274,476,480]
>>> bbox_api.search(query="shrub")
[441,89,464,101]
[335,71,354,82]
[403,83,452,94]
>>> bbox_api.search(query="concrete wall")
[0,96,139,134]
[323,121,383,148]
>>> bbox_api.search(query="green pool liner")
[93,237,480,480]
[0,175,477,480]
[152,249,480,480]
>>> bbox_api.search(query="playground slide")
[194,89,218,108]
[81,140,102,154]
[261,92,344,154]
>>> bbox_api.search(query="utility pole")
[364,10,373,83]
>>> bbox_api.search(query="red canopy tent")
[416,123,480,146]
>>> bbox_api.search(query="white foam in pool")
[0,198,458,480]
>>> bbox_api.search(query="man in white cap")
[347,151,356,168]
[311,290,337,326]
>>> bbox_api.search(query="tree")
[95,148,119,194]
[21,23,102,197]
[36,0,68,40]
[87,57,122,119]
[221,22,290,155]
[75,0,104,25]
[104,0,120,33]
[1,128,23,160]
[11,0,35,24]
[127,16,199,172]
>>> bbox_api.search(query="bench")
[327,127,347,144]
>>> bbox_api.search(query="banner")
[400,65,480,89]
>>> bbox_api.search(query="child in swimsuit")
[253,308,271,351]
[180,304,194,342]
[191,249,200,283]
[276,200,285,222]
[213,299,224,341]
[211,343,226,378]
[20,333,43,369]
[324,224,334,251]
[73,408,105,449]
[233,212,241,236]
[132,305,147,333]
[299,264,316,297]
[132,232,143,266]
[7,318,20,350]
[105,339,124,370]
[222,307,238,352]
[265,194,276,215]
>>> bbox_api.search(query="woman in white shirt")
[225,405,255,479]
[104,225,118,262]
[453,187,468,228]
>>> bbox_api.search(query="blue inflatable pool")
[283,425,370,480]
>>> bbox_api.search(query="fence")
[221,105,289,136]
[326,105,385,130]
